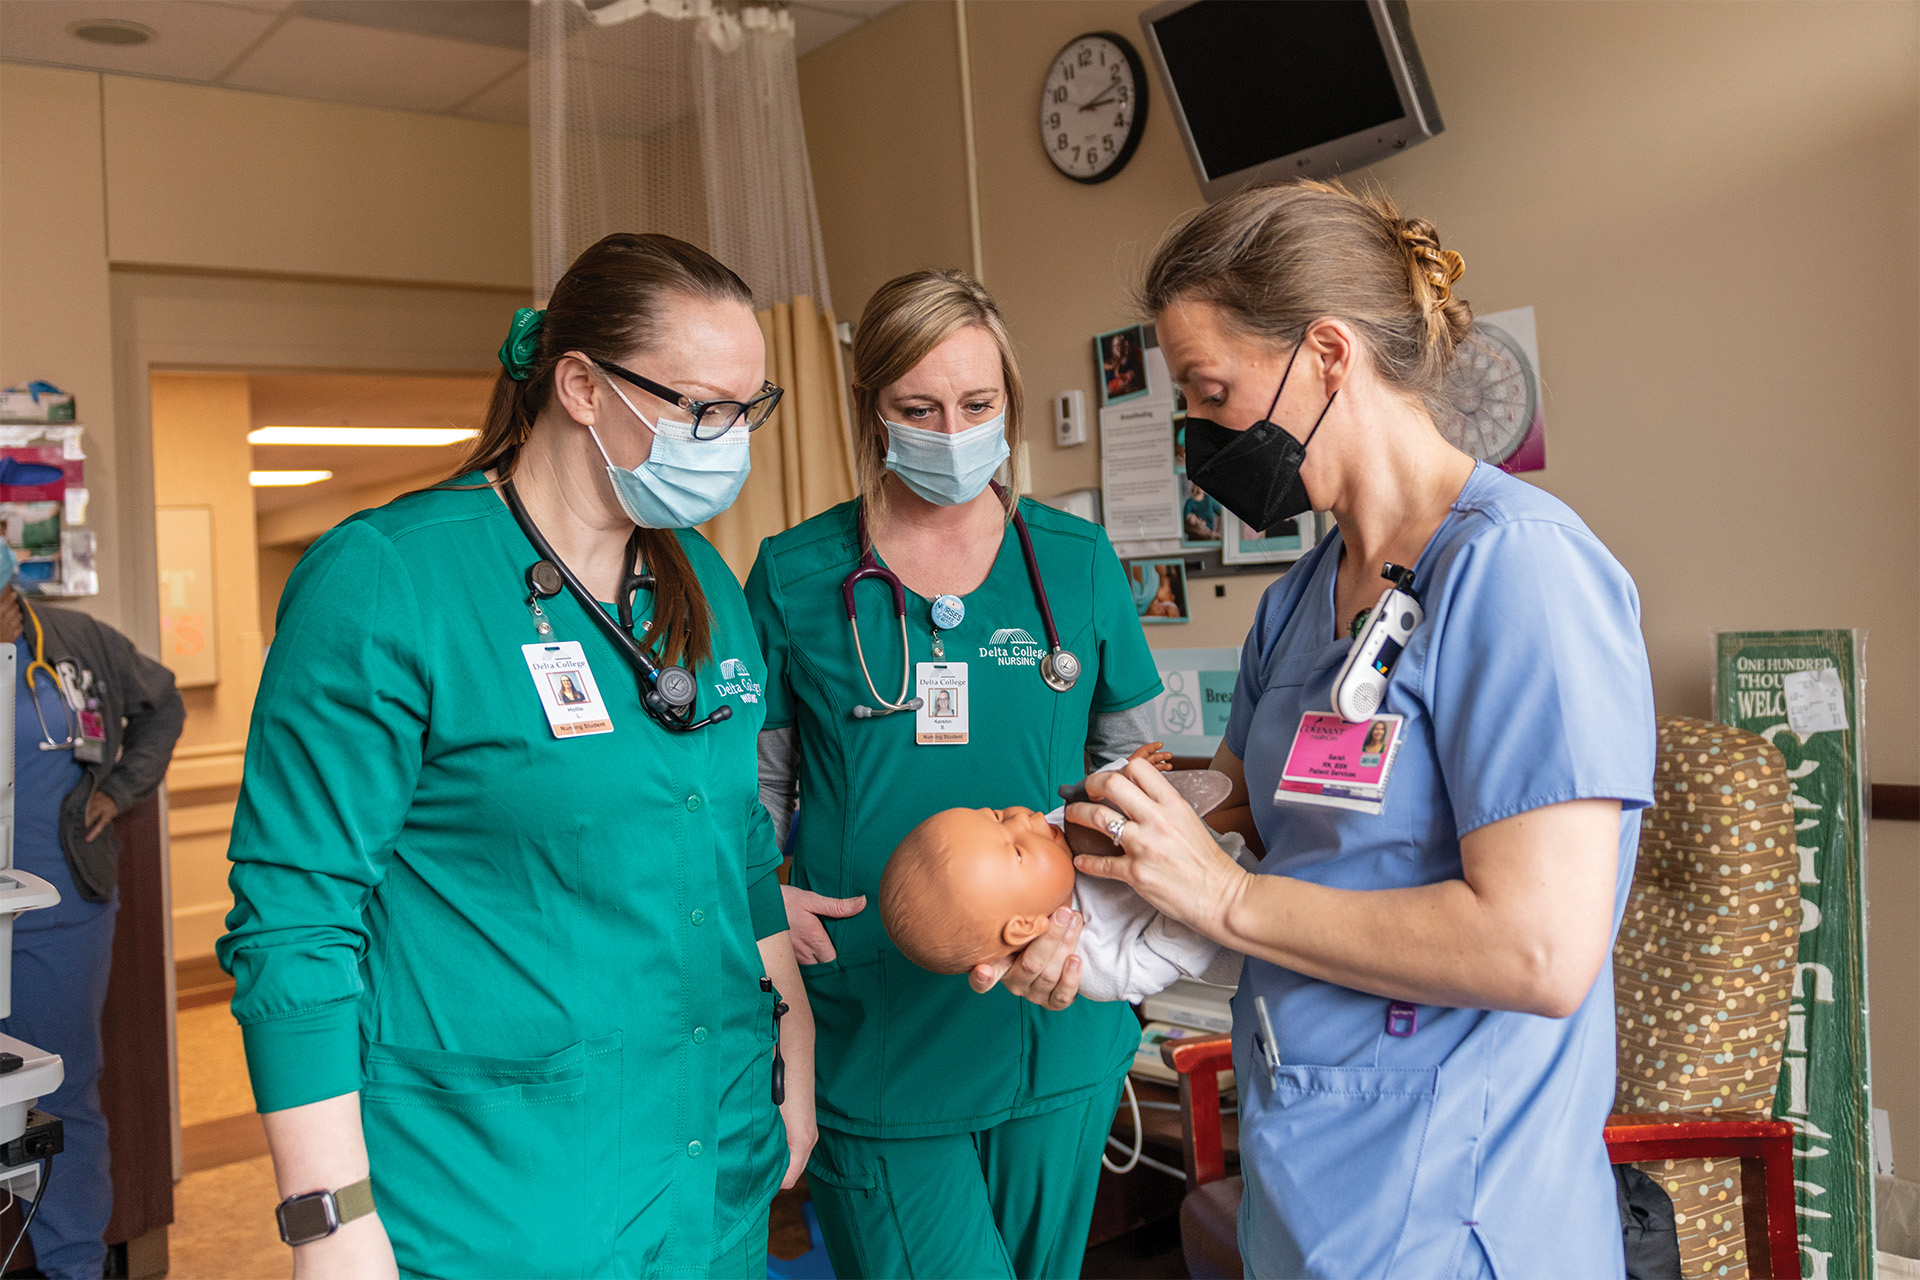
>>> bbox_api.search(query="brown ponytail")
[1137,180,1472,425]
[456,232,755,671]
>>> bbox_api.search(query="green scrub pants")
[805,1080,1123,1280]
[710,1214,770,1280]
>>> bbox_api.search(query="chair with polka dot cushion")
[1605,715,1802,1280]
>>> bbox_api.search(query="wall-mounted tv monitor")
[1139,0,1443,201]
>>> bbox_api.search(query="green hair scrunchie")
[497,307,545,381]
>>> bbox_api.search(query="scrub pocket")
[877,949,1020,1127]
[361,1032,623,1279]
[1238,1062,1438,1279]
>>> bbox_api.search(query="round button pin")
[931,594,965,631]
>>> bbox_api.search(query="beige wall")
[802,0,1919,1175]
[102,77,530,290]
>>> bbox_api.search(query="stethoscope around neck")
[502,478,731,734]
[845,481,1080,719]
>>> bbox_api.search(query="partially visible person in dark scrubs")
[2,545,184,1280]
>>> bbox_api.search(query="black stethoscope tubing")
[844,483,1080,719]
[502,478,730,734]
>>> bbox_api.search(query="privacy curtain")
[531,0,856,577]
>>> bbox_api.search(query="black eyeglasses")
[592,357,784,441]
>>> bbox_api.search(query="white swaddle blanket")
[1044,758,1251,1003]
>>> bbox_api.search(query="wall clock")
[1040,32,1148,184]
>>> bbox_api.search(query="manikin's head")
[880,807,1078,974]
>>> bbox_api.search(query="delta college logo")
[981,627,1045,668]
[715,656,762,703]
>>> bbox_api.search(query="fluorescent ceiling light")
[249,470,334,487]
[249,427,477,447]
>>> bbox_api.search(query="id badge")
[73,704,107,764]
[915,662,968,745]
[521,642,614,738]
[1273,712,1405,814]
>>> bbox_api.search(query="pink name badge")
[1274,712,1406,814]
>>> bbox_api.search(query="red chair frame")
[1603,1115,1801,1279]
[1163,1039,1804,1279]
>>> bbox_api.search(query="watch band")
[333,1177,376,1226]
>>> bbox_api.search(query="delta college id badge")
[521,641,614,738]
[915,661,968,744]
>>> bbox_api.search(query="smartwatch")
[275,1177,376,1247]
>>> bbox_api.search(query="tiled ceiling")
[0,0,901,124]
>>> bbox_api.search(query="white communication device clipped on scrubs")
[1331,562,1422,722]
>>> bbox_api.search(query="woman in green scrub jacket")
[220,233,815,1279]
[746,271,1163,1280]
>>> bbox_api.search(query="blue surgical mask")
[883,414,1009,506]
[591,377,752,528]
[0,542,16,585]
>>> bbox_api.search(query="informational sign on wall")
[1145,647,1241,758]
[1715,630,1874,1280]
[156,505,219,688]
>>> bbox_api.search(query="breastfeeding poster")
[1715,630,1874,1280]
[1147,647,1240,758]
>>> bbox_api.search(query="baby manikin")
[879,746,1249,1003]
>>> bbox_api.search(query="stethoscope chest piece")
[1041,647,1081,692]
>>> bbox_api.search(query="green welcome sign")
[1715,630,1874,1280]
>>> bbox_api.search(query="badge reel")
[1330,562,1423,722]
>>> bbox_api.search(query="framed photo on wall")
[1222,511,1321,565]
[1125,557,1189,624]
[1095,324,1150,406]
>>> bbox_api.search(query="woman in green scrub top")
[746,271,1163,1280]
[220,233,815,1279]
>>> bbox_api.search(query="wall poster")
[1714,629,1873,1280]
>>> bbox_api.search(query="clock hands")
[1077,90,1121,112]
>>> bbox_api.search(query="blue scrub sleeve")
[1089,527,1163,713]
[1422,519,1656,834]
[219,520,428,1113]
[743,544,794,731]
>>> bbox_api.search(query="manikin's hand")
[1128,741,1174,772]
[781,885,865,965]
[968,908,1085,1011]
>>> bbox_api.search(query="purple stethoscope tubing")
[843,484,1078,718]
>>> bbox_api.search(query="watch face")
[1040,33,1147,184]
[277,1191,338,1245]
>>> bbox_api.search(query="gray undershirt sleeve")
[1085,702,1159,768]
[757,726,799,849]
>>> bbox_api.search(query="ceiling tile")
[200,0,298,13]
[453,60,527,126]
[791,5,861,59]
[293,0,528,51]
[0,0,278,80]
[221,14,525,114]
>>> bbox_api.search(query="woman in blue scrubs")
[1022,181,1656,1277]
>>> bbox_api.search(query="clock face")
[1040,33,1147,184]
